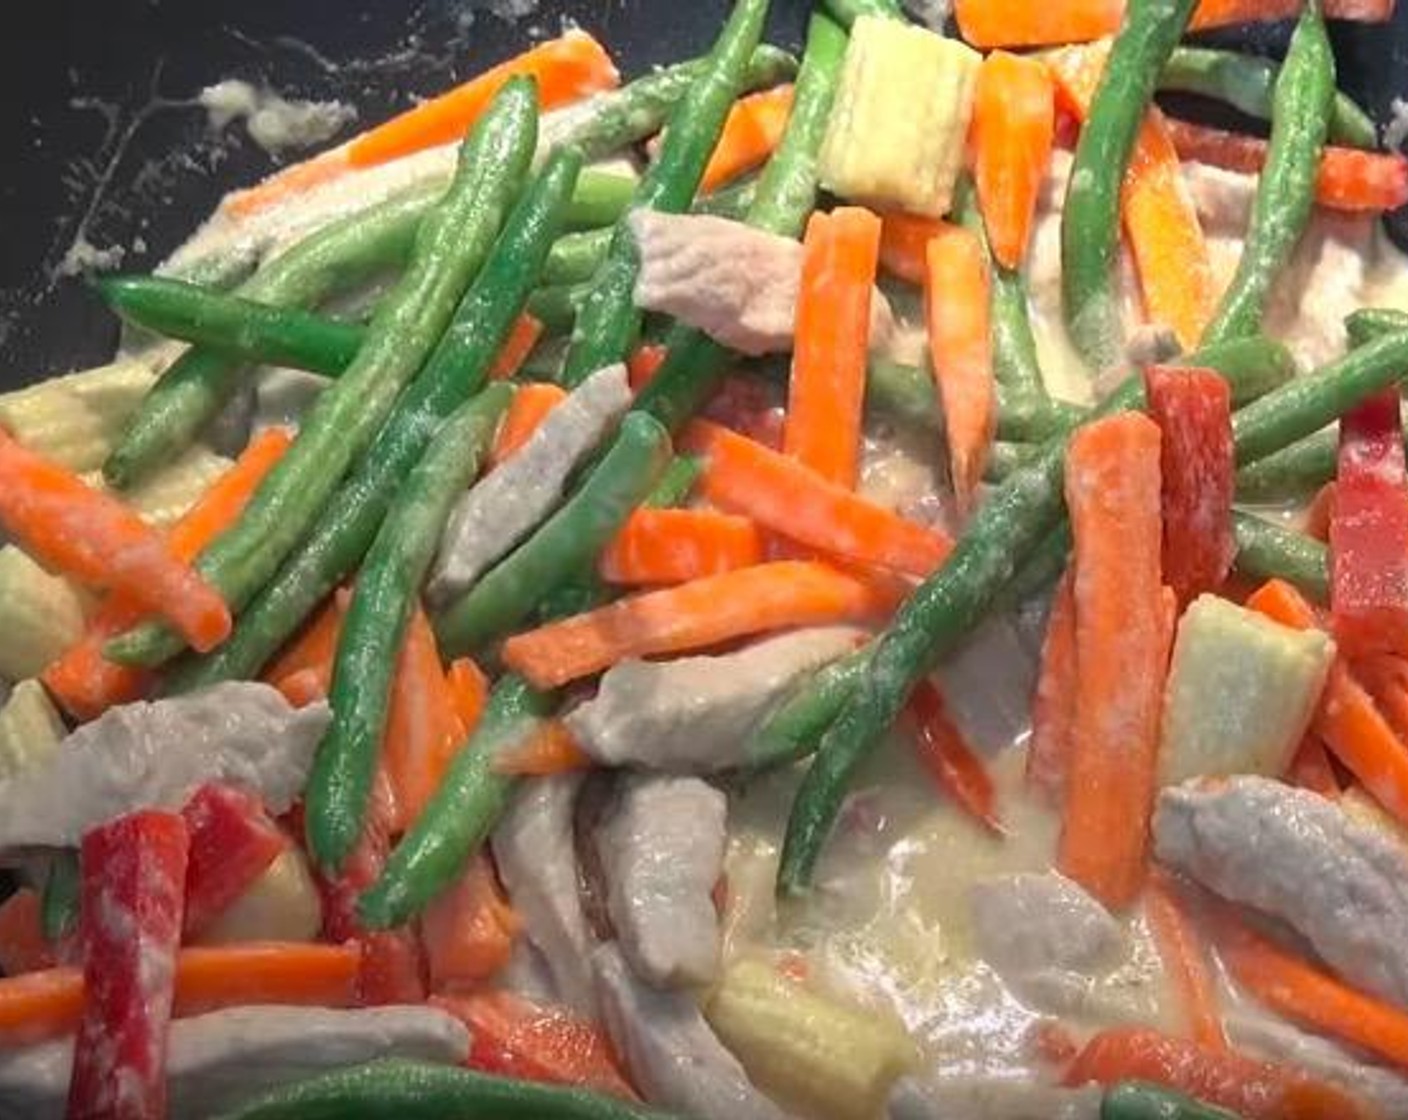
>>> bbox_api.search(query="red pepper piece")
[1332,389,1408,658]
[906,680,1004,835]
[180,784,287,939]
[1144,366,1235,606]
[67,810,189,1120]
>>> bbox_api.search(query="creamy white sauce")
[199,81,356,156]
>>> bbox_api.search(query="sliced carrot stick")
[971,51,1055,270]
[1058,413,1169,910]
[599,508,764,586]
[502,560,902,690]
[1145,870,1227,1050]
[0,888,56,977]
[1355,652,1408,744]
[701,85,794,193]
[421,851,521,991]
[494,719,595,776]
[42,428,293,719]
[272,667,328,708]
[907,680,1005,835]
[1027,571,1079,801]
[263,587,350,696]
[489,313,546,381]
[1246,579,1408,826]
[224,32,619,218]
[383,606,462,833]
[0,430,230,651]
[1164,117,1408,214]
[1047,46,1216,351]
[682,419,953,578]
[925,224,997,514]
[1192,0,1395,28]
[0,942,359,1047]
[445,656,490,738]
[878,211,943,287]
[1216,916,1408,1072]
[1286,733,1342,798]
[785,208,882,490]
[627,344,669,392]
[491,382,569,467]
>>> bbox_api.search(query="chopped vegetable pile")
[5,0,1408,1117]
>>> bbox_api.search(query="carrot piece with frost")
[599,508,763,585]
[383,607,463,834]
[489,313,546,381]
[627,344,669,392]
[1144,870,1227,1050]
[493,720,594,776]
[445,656,490,738]
[1027,572,1078,800]
[421,852,521,991]
[702,85,794,193]
[878,211,943,287]
[491,383,569,467]
[263,589,350,698]
[0,889,56,977]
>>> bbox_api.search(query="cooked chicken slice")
[969,872,1123,978]
[1155,776,1408,1007]
[0,683,328,850]
[593,942,791,1120]
[597,775,728,988]
[565,628,861,773]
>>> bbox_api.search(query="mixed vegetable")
[4,0,1408,1117]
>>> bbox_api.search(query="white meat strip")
[630,210,895,356]
[597,775,728,988]
[889,1076,1101,1120]
[427,363,631,608]
[593,942,791,1120]
[0,683,329,850]
[969,872,1123,978]
[0,1004,469,1120]
[564,628,861,773]
[491,774,597,1016]
[1155,777,1408,1007]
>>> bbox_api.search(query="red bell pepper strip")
[180,784,287,939]
[906,680,1004,835]
[1145,366,1236,606]
[0,888,58,976]
[432,989,639,1101]
[1331,389,1408,658]
[68,810,189,1120]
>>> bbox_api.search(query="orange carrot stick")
[682,419,953,578]
[785,208,882,490]
[1058,413,1169,910]
[1247,579,1408,826]
[224,32,619,218]
[272,667,329,709]
[1286,733,1341,798]
[0,942,359,1047]
[1304,481,1337,543]
[263,587,349,695]
[701,85,794,193]
[907,680,1005,835]
[489,313,546,381]
[925,224,997,514]
[627,344,669,392]
[971,51,1055,270]
[0,430,230,651]
[491,382,569,467]
[503,560,902,690]
[445,656,490,737]
[494,719,594,776]
[383,606,462,833]
[1027,571,1079,800]
[42,428,293,719]
[421,851,521,991]
[1164,117,1408,214]
[0,888,56,977]
[599,508,764,585]
[1145,870,1227,1050]
[1047,46,1216,351]
[1217,916,1408,1072]
[878,211,943,287]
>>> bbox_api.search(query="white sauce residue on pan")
[198,81,356,156]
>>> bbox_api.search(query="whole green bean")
[560,0,771,385]
[1347,306,1408,346]
[551,45,797,167]
[777,329,1408,895]
[1061,0,1197,378]
[644,453,704,508]
[1233,510,1329,600]
[212,1059,680,1120]
[435,411,672,655]
[528,282,589,337]
[306,384,512,871]
[1187,335,1300,404]
[1161,47,1376,149]
[866,357,938,431]
[1201,0,1334,346]
[997,395,1087,442]
[103,184,440,490]
[985,440,1037,483]
[1102,1081,1242,1120]
[106,82,539,670]
[746,648,871,772]
[821,0,902,27]
[40,853,79,942]
[165,149,583,694]
[1234,428,1340,502]
[359,676,552,929]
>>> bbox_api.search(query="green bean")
[435,411,672,656]
[985,440,1037,483]
[777,329,1408,895]
[1187,335,1299,404]
[1102,1081,1243,1120]
[103,184,441,490]
[1161,47,1376,150]
[1347,306,1408,346]
[1235,429,1337,501]
[105,83,539,671]
[1062,0,1197,378]
[998,395,1086,442]
[560,0,770,386]
[562,170,637,230]
[550,45,797,167]
[1233,510,1329,600]
[866,357,939,431]
[644,453,704,508]
[746,649,870,772]
[821,0,902,27]
[211,1059,680,1120]
[1201,0,1334,346]
[40,853,79,942]
[528,282,588,337]
[306,384,511,870]
[165,149,583,694]
[358,677,553,929]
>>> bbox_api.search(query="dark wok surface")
[0,0,1404,388]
